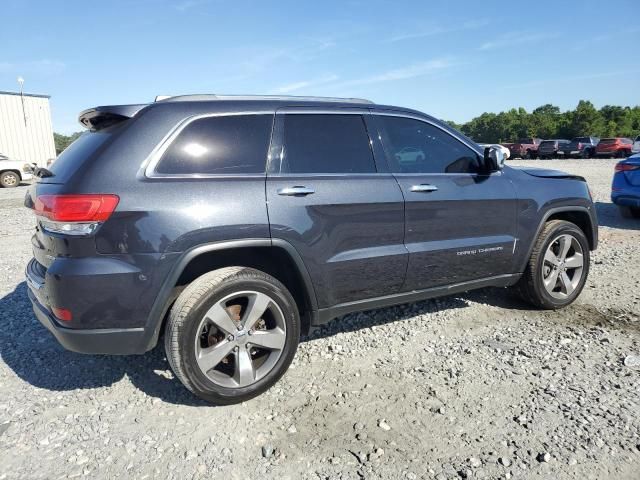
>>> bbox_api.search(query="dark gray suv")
[25,95,598,404]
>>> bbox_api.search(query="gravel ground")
[0,159,638,479]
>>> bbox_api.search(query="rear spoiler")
[78,104,148,131]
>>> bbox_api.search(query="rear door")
[372,112,518,290]
[266,109,407,308]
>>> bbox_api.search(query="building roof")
[0,90,50,99]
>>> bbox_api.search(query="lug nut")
[248,330,253,336]
[228,335,234,341]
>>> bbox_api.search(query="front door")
[266,110,407,308]
[373,113,518,291]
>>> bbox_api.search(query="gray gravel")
[0,160,639,479]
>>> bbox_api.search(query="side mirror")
[483,146,505,172]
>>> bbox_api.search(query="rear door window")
[155,114,273,175]
[377,115,480,174]
[280,114,376,174]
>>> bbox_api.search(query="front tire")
[164,267,300,405]
[514,220,590,309]
[0,171,20,188]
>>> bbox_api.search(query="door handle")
[277,186,315,196]
[410,184,438,193]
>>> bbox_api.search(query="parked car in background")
[611,153,640,218]
[478,143,510,160]
[632,135,640,154]
[538,139,570,159]
[596,138,633,158]
[507,138,542,159]
[0,153,33,188]
[500,142,514,155]
[394,146,425,164]
[558,137,600,159]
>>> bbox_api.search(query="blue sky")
[1,0,638,133]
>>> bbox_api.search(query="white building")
[0,90,56,167]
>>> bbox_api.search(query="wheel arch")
[141,239,318,352]
[519,206,597,272]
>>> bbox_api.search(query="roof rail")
[155,94,374,104]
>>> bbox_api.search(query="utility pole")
[17,76,27,126]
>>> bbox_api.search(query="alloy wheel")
[193,291,286,388]
[541,234,584,299]
[3,173,17,187]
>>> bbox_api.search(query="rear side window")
[377,116,480,174]
[280,114,375,174]
[155,114,273,175]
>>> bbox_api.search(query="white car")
[632,135,640,154]
[394,146,425,164]
[478,143,511,160]
[0,153,34,188]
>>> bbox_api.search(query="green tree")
[450,101,639,143]
[567,100,602,137]
[53,132,82,155]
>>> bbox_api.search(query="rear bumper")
[25,257,154,354]
[27,287,146,354]
[612,194,640,208]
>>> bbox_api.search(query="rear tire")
[619,205,640,219]
[0,171,20,188]
[164,267,300,405]
[513,220,590,309]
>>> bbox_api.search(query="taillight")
[52,306,72,322]
[615,163,640,172]
[34,194,119,235]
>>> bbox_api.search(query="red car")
[595,138,633,158]
[505,138,542,159]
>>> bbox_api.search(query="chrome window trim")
[267,172,394,178]
[143,111,275,179]
[141,108,489,179]
[275,108,370,115]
